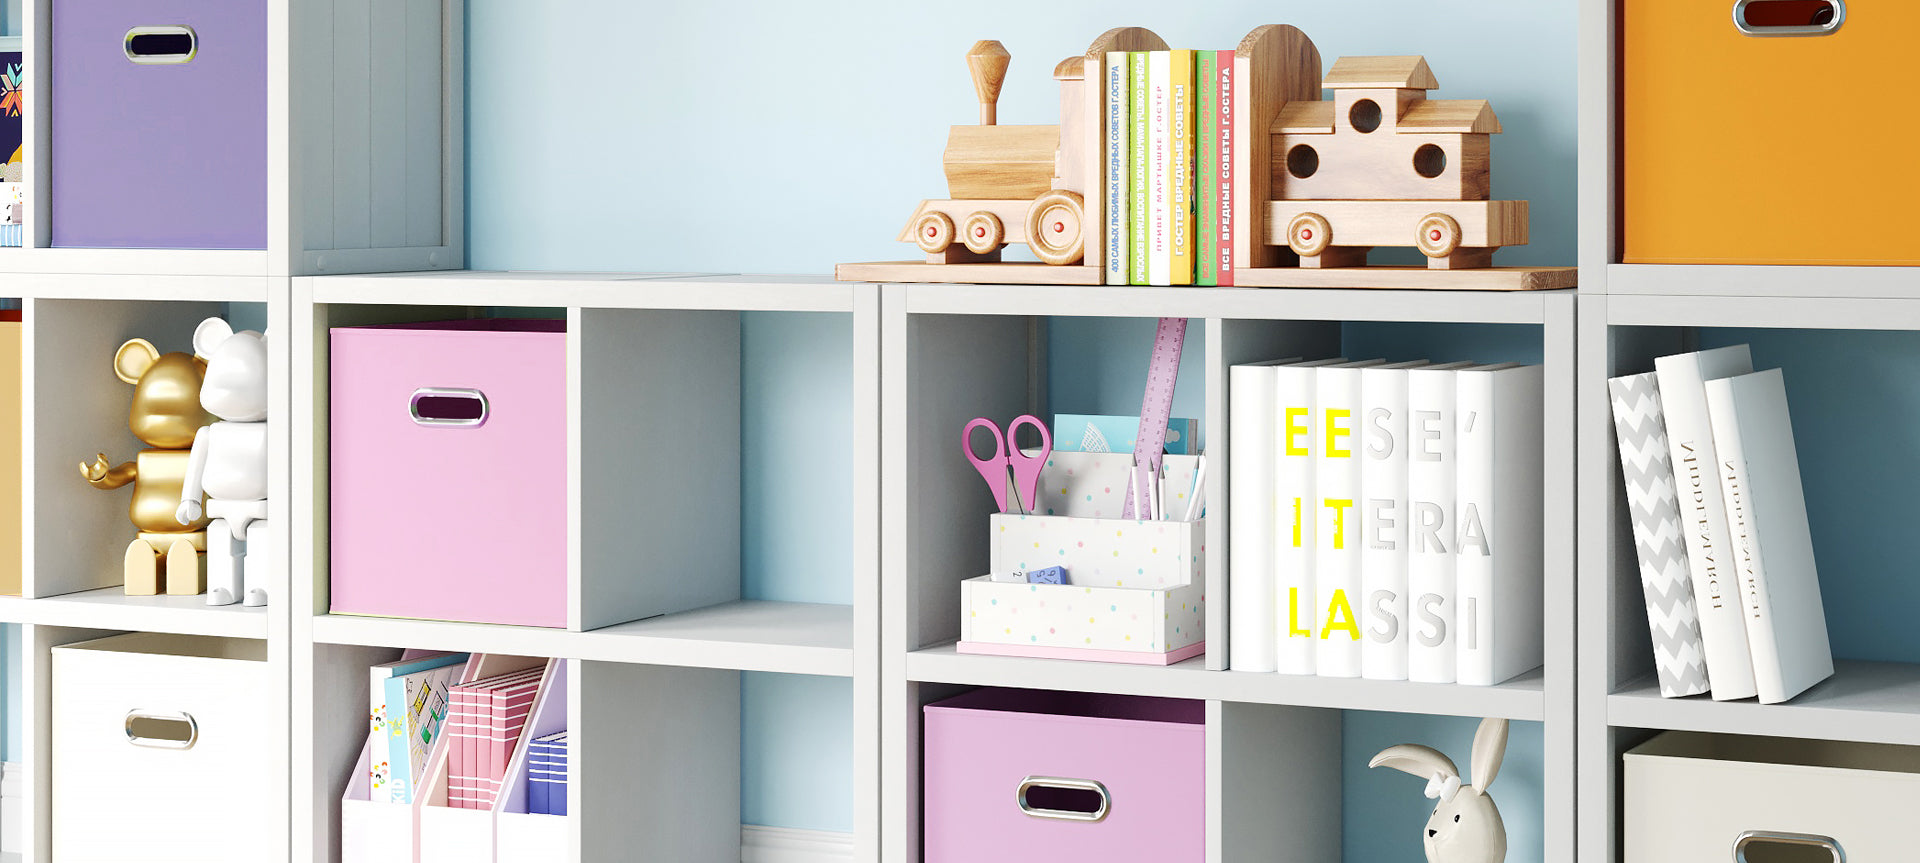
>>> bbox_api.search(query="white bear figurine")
[174,318,269,607]
[1370,717,1509,863]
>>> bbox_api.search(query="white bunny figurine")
[1369,717,1508,863]
[173,318,269,607]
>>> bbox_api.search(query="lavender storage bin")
[52,0,267,249]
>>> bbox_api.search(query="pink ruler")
[1123,317,1189,519]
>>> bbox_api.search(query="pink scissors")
[962,414,1052,514]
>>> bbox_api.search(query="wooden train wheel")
[1025,190,1084,265]
[962,212,1005,254]
[913,211,956,253]
[1416,213,1462,258]
[1287,212,1332,257]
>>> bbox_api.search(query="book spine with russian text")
[1104,52,1129,285]
[1196,49,1220,286]
[1169,49,1194,285]
[1129,51,1149,285]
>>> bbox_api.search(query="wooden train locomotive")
[899,40,1087,267]
[1266,56,1526,270]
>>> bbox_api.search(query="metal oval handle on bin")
[1733,0,1845,37]
[124,26,198,64]
[125,710,198,750]
[410,388,489,428]
[1015,776,1110,823]
[1735,830,1844,863]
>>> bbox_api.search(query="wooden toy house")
[1266,55,1528,270]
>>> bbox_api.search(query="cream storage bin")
[1625,731,1920,861]
[53,633,270,862]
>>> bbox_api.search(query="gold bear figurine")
[79,338,214,595]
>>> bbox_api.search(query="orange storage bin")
[1624,1,1920,265]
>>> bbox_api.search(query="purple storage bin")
[924,689,1204,862]
[52,0,267,249]
[331,320,568,628]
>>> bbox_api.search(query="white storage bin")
[53,633,270,863]
[1625,731,1920,862]
[962,514,1207,664]
[341,738,413,863]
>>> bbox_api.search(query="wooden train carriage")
[1266,56,1528,269]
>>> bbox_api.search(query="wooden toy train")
[838,25,1573,290]
[901,40,1088,267]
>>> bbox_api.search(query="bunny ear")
[1369,744,1459,783]
[1470,718,1509,791]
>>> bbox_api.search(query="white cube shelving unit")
[0,0,463,278]
[880,283,1576,862]
[289,272,880,863]
[1576,0,1920,860]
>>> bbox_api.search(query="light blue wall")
[742,312,854,605]
[3,625,15,762]
[466,0,1575,840]
[740,673,855,833]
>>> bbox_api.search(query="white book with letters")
[1405,363,1513,683]
[1227,357,1300,673]
[1273,358,1363,674]
[1655,344,1757,701]
[1315,360,1404,678]
[1705,369,1833,704]
[1455,364,1546,686]
[1354,361,1445,681]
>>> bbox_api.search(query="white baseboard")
[740,825,854,863]
[1,761,20,855]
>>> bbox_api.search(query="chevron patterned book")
[1608,372,1711,698]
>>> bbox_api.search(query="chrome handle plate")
[124,26,198,64]
[410,387,490,428]
[1733,0,1846,37]
[1016,775,1111,823]
[1735,830,1844,863]
[125,710,198,750]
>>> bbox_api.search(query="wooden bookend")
[1081,26,1167,279]
[1234,24,1322,271]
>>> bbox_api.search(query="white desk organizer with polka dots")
[957,514,1206,665]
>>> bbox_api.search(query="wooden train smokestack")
[967,40,1010,126]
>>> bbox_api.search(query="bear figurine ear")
[112,338,161,385]
[192,316,234,360]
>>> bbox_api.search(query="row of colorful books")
[1608,345,1834,705]
[1101,48,1233,286]
[364,652,570,813]
[1229,357,1544,685]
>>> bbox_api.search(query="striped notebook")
[527,731,569,816]
[446,667,545,810]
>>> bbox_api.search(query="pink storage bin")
[331,320,568,627]
[923,689,1204,862]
